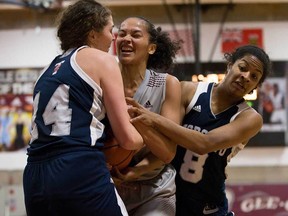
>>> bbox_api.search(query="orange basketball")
[102,136,135,171]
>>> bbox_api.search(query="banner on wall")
[257,78,286,132]
[0,69,42,152]
[222,28,263,53]
[227,184,288,216]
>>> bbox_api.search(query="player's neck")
[121,65,146,87]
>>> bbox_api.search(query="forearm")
[152,115,210,154]
[112,152,165,182]
[153,113,259,154]
[128,97,212,154]
[134,152,165,170]
[133,121,176,163]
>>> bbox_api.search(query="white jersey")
[117,69,176,216]
[134,69,166,113]
[132,69,167,180]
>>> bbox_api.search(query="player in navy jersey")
[23,1,143,216]
[112,17,182,215]
[127,45,272,215]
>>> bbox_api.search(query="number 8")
[179,150,208,183]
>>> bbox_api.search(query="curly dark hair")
[224,45,272,85]
[132,17,183,71]
[56,0,112,52]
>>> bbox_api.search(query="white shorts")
[116,164,176,216]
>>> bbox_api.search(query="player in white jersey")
[127,45,272,215]
[113,17,182,216]
[23,1,143,216]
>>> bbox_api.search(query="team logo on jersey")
[192,105,201,112]
[52,60,65,75]
[144,100,153,109]
[202,204,219,215]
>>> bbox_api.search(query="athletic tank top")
[172,82,249,204]
[27,46,106,157]
[132,69,167,180]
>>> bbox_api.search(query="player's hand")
[112,166,143,182]
[126,97,156,127]
[111,176,123,187]
[125,97,144,119]
[106,163,112,171]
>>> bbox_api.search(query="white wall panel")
[0,28,61,69]
[0,21,287,68]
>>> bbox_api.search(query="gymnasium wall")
[0,21,288,69]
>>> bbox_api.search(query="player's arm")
[131,122,175,163]
[128,100,262,155]
[114,153,165,182]
[100,54,143,150]
[128,75,181,163]
[77,48,143,150]
[174,108,263,154]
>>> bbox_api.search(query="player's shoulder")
[81,47,116,62]
[180,81,199,103]
[75,47,119,84]
[166,73,179,82]
[180,80,198,91]
[239,104,262,120]
[235,103,263,130]
[79,47,118,72]
[166,74,180,87]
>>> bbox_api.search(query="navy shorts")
[23,150,127,216]
[176,194,229,216]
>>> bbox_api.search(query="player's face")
[91,15,115,52]
[225,55,263,97]
[116,18,155,66]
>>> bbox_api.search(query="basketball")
[102,135,135,171]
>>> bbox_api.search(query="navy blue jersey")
[24,46,128,216]
[172,82,248,213]
[28,46,106,157]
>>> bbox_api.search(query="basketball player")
[127,45,272,215]
[23,1,143,216]
[113,17,182,215]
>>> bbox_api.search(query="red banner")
[222,28,263,53]
[227,184,288,215]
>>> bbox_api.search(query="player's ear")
[227,63,232,73]
[148,44,156,55]
[88,29,96,39]
[87,29,100,45]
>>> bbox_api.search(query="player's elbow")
[161,146,177,164]
[188,138,213,155]
[197,135,229,155]
[161,152,175,164]
[166,154,175,164]
[193,147,208,155]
